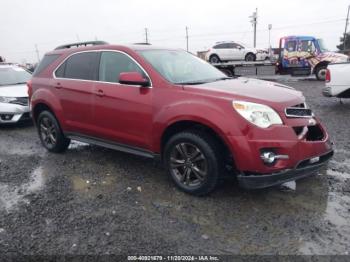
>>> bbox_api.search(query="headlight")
[0,97,17,103]
[232,101,283,128]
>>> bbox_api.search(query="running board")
[66,133,155,159]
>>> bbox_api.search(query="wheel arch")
[32,103,55,123]
[160,119,236,169]
[312,61,329,74]
[31,88,65,128]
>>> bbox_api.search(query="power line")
[343,5,350,50]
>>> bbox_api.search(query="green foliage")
[337,32,350,51]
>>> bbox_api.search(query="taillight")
[27,79,33,97]
[325,69,331,82]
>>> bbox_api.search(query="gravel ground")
[0,78,349,256]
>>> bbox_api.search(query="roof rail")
[0,62,17,66]
[54,41,109,50]
[133,42,152,45]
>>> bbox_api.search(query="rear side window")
[213,43,229,49]
[33,54,60,76]
[99,52,144,83]
[56,52,98,80]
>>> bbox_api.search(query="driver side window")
[99,52,144,83]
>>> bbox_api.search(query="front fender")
[152,99,241,153]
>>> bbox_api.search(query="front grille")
[293,125,324,141]
[297,151,333,169]
[293,126,304,136]
[9,97,28,106]
[306,125,324,141]
[285,103,312,118]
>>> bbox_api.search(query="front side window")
[99,52,144,83]
[56,52,98,80]
[138,50,226,84]
[0,67,32,86]
[228,43,241,49]
[300,40,316,53]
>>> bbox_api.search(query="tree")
[337,32,350,51]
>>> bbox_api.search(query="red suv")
[29,41,333,195]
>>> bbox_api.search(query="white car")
[323,62,350,98]
[206,41,269,63]
[0,64,32,123]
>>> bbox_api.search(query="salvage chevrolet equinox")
[28,41,333,195]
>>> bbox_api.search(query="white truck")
[323,62,350,98]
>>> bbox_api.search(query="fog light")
[261,151,276,164]
[0,114,13,121]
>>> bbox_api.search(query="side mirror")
[119,72,150,87]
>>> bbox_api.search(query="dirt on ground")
[0,79,349,255]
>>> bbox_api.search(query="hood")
[183,77,304,110]
[322,52,349,63]
[0,84,28,98]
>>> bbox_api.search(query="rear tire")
[209,55,221,64]
[315,65,327,81]
[245,53,256,62]
[37,111,70,153]
[164,131,224,196]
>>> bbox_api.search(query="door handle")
[94,89,105,97]
[54,82,63,89]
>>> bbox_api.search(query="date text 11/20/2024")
[127,255,220,261]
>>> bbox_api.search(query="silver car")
[0,64,32,123]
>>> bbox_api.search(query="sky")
[0,0,349,63]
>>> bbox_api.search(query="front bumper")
[256,53,269,61]
[0,103,30,123]
[237,150,333,189]
[322,86,332,97]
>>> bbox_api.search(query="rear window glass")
[33,54,60,76]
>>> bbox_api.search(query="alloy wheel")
[169,143,208,188]
[40,117,57,147]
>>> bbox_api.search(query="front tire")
[37,111,70,153]
[164,131,223,196]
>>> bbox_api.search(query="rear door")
[92,51,153,149]
[228,43,245,60]
[53,51,99,135]
[213,43,231,61]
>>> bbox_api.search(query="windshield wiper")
[1,82,27,86]
[174,80,208,85]
[211,77,235,82]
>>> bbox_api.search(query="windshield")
[317,39,329,52]
[138,50,226,84]
[0,67,32,86]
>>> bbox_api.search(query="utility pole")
[35,44,40,62]
[186,26,189,52]
[145,28,149,44]
[249,8,258,48]
[268,24,272,56]
[343,5,350,51]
